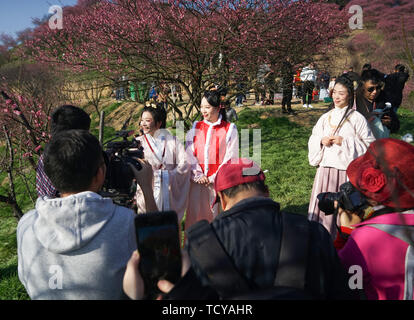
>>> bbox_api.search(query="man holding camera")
[335,138,414,300]
[123,158,354,300]
[17,130,156,299]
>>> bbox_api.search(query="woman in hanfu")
[135,106,191,225]
[185,88,239,229]
[308,75,375,238]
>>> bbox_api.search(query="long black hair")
[203,88,227,122]
[331,74,355,135]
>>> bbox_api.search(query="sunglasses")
[366,85,382,93]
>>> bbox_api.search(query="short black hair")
[360,69,383,84]
[362,63,371,70]
[395,64,405,73]
[221,180,268,199]
[50,105,91,136]
[44,130,103,193]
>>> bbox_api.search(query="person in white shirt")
[300,63,318,109]
[307,75,375,238]
[328,76,337,97]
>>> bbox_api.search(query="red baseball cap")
[347,138,414,209]
[214,158,266,204]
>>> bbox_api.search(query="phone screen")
[134,211,182,298]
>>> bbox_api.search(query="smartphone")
[134,211,182,298]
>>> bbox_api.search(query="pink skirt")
[185,181,219,230]
[308,166,348,238]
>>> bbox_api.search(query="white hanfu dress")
[308,106,375,237]
[135,129,191,224]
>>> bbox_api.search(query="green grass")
[0,105,413,300]
[236,107,315,214]
[0,171,34,300]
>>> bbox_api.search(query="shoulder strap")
[274,212,310,290]
[187,212,311,298]
[186,220,251,298]
[365,224,414,247]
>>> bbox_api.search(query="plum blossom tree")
[346,0,414,74]
[25,0,348,125]
[0,53,72,219]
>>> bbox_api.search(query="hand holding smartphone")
[134,211,182,299]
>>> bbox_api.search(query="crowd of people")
[15,60,414,301]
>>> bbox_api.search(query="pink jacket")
[339,211,414,300]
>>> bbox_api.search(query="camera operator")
[17,130,156,299]
[334,138,414,300]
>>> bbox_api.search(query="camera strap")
[187,212,310,299]
[186,220,251,298]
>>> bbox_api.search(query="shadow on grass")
[238,107,309,131]
[0,264,18,280]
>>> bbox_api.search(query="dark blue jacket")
[166,197,354,300]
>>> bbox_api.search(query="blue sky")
[0,0,78,37]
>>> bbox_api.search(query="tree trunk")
[3,125,23,220]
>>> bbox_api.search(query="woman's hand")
[196,175,210,186]
[321,137,333,147]
[330,136,343,146]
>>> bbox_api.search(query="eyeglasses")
[366,85,382,93]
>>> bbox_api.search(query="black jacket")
[384,71,410,108]
[165,197,355,300]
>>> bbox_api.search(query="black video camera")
[100,130,144,207]
[317,182,369,216]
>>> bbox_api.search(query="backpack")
[186,211,314,300]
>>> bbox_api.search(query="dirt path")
[94,97,330,131]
